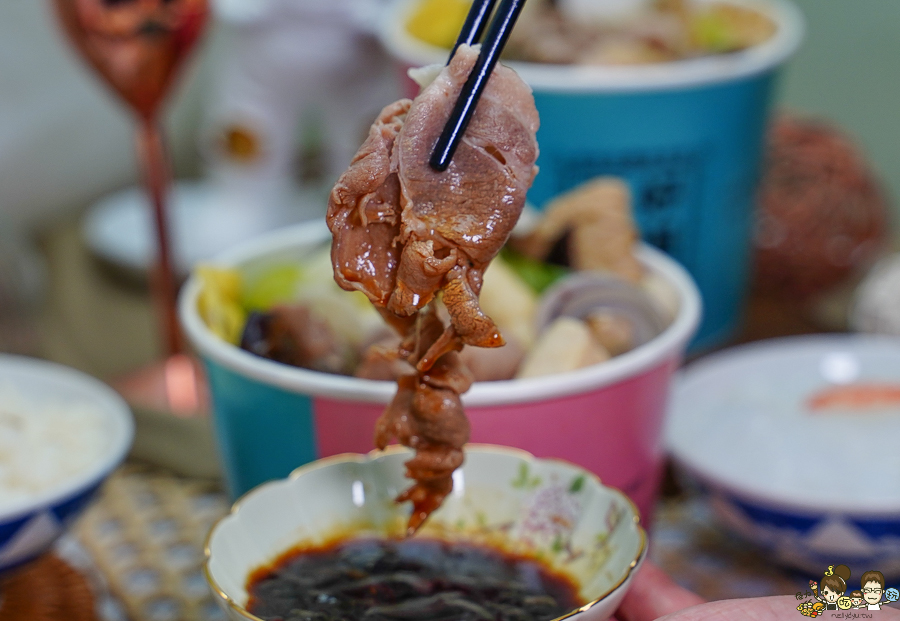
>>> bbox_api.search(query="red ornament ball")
[753,116,889,298]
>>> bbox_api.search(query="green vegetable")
[692,13,739,52]
[500,248,570,294]
[240,264,303,311]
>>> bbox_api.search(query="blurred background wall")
[0,2,215,231]
[779,0,900,224]
[0,0,896,231]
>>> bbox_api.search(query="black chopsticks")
[429,0,527,172]
[447,0,498,65]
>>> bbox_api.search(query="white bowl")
[0,355,134,572]
[205,445,646,621]
[666,334,900,575]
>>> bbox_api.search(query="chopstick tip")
[429,150,451,172]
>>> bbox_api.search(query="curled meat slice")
[388,44,540,348]
[327,44,540,535]
[329,45,538,350]
[328,100,410,307]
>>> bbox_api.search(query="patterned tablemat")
[68,466,896,619]
[651,496,900,611]
[73,465,230,621]
[650,497,807,600]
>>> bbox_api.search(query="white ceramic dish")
[667,334,900,574]
[82,180,318,277]
[0,355,133,572]
[205,445,647,621]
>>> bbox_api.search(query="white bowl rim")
[203,443,648,621]
[0,354,134,522]
[379,0,805,93]
[668,333,900,515]
[178,221,702,406]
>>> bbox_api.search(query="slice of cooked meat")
[389,44,540,351]
[327,44,540,535]
[328,100,410,307]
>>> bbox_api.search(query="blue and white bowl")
[205,445,647,621]
[0,355,133,573]
[667,335,900,576]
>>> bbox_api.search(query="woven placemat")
[650,496,804,600]
[74,464,230,621]
[650,496,900,614]
[0,554,97,621]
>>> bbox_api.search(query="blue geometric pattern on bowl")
[728,497,820,534]
[0,483,100,572]
[709,489,900,576]
[850,517,900,540]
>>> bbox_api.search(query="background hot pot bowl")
[204,445,646,621]
[666,335,900,576]
[179,222,701,520]
[380,0,803,351]
[0,355,133,573]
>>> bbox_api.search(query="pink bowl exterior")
[180,223,701,525]
[314,357,676,520]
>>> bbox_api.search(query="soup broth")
[247,537,583,621]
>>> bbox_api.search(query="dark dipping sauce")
[246,537,583,621]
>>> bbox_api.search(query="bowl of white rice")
[666,334,900,576]
[0,354,133,572]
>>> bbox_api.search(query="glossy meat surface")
[328,44,539,350]
[327,44,539,534]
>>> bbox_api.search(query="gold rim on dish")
[203,445,648,621]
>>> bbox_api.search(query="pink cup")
[180,223,701,520]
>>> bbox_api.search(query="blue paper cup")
[380,0,803,350]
